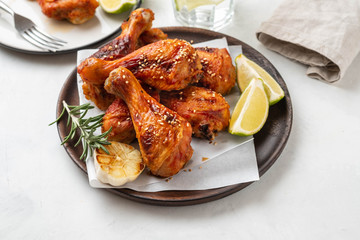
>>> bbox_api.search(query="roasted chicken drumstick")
[78,39,202,91]
[80,8,158,110]
[104,67,193,177]
[161,86,230,140]
[195,47,236,95]
[91,8,155,60]
[102,85,160,143]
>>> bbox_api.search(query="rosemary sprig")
[50,100,112,161]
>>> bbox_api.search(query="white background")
[1,0,359,239]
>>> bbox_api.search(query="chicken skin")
[102,85,160,143]
[195,47,236,95]
[78,39,202,90]
[101,98,135,144]
[80,8,159,110]
[137,28,168,47]
[104,67,193,178]
[37,0,99,24]
[82,81,115,111]
[92,8,155,61]
[160,86,230,140]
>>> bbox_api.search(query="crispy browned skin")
[82,81,115,111]
[80,8,158,110]
[102,85,160,143]
[195,47,236,95]
[137,28,168,47]
[92,8,155,60]
[78,39,202,90]
[37,0,98,24]
[104,67,193,178]
[101,98,134,144]
[160,86,230,140]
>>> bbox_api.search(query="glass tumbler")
[172,0,234,30]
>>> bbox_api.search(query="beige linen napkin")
[256,0,360,83]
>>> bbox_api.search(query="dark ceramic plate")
[56,27,293,206]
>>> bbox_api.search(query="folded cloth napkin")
[256,0,360,83]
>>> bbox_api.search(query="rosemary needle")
[50,100,112,161]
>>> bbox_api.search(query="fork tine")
[33,26,67,44]
[21,32,58,52]
[24,29,61,49]
[29,27,64,47]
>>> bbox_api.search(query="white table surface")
[1,0,359,239]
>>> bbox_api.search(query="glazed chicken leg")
[104,67,193,177]
[102,84,160,143]
[80,8,156,110]
[91,8,155,60]
[78,39,202,90]
[195,47,236,95]
[161,86,230,140]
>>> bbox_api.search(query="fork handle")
[0,0,15,26]
[0,1,14,15]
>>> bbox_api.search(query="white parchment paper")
[77,38,259,192]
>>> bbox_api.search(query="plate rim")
[56,26,293,206]
[0,28,122,55]
[0,0,142,55]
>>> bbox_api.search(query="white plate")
[0,0,138,54]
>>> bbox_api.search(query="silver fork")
[0,0,67,52]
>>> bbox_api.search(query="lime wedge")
[229,78,269,136]
[175,0,224,11]
[235,54,285,105]
[99,0,137,14]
